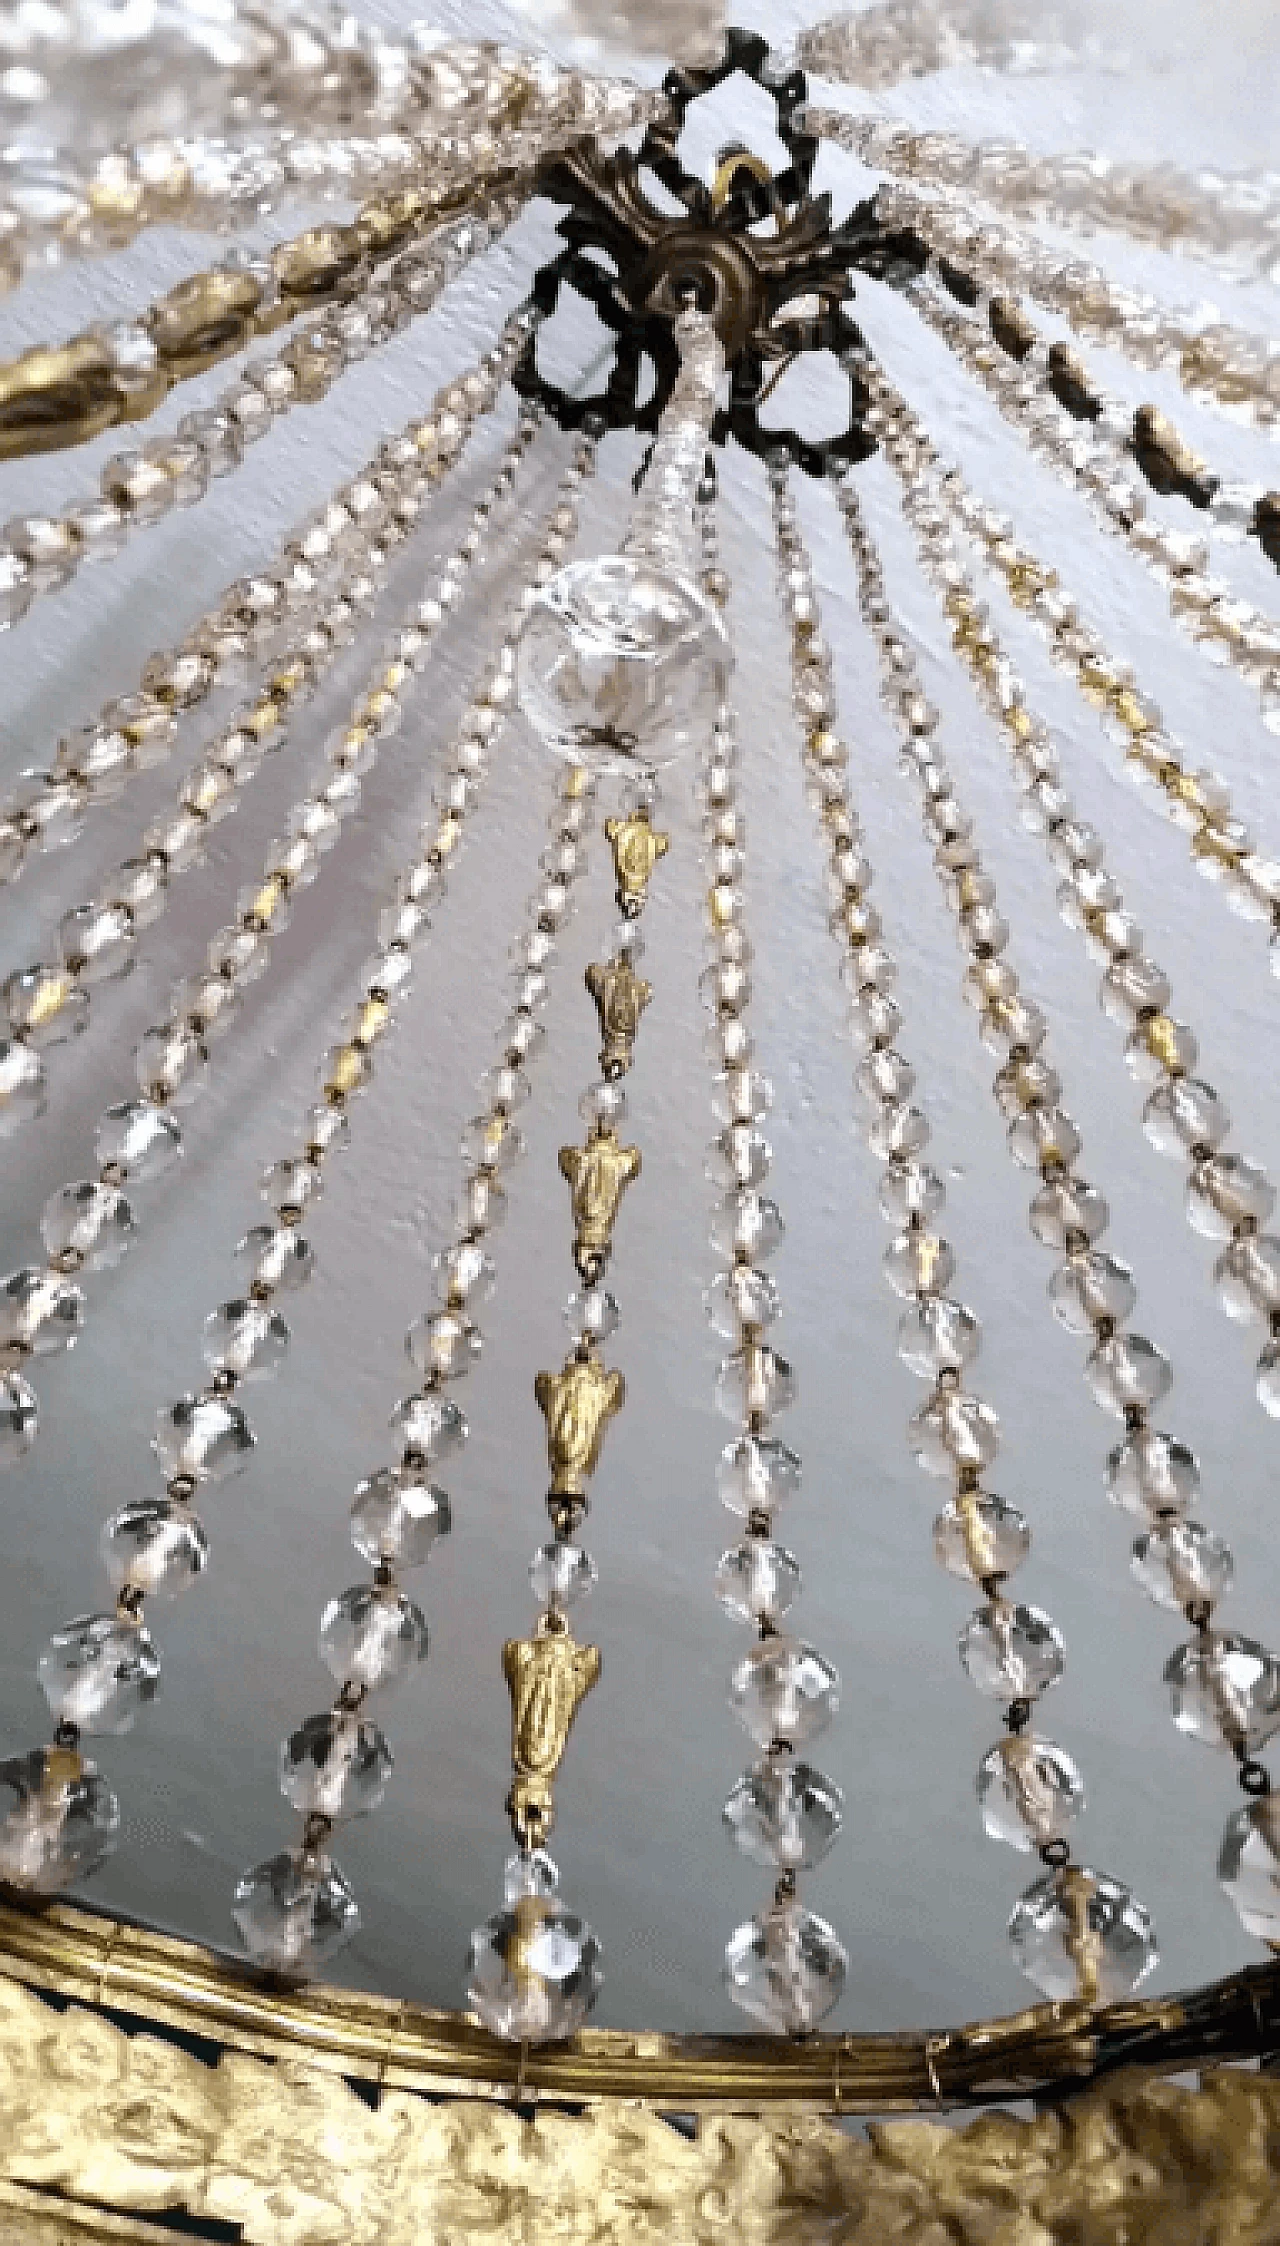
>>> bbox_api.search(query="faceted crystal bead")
[909,1389,1000,1476]
[933,1495,1031,1583]
[1009,1867,1157,2001]
[59,903,135,983]
[1218,1796,1280,1941]
[729,1637,839,1748]
[1165,1632,1280,1750]
[504,1847,561,1904]
[1215,1234,1280,1324]
[0,1266,83,1356]
[564,1286,620,1343]
[390,1392,467,1462]
[723,1757,844,1869]
[95,1101,182,1182]
[202,1300,289,1382]
[517,553,729,773]
[318,1585,428,1693]
[709,1190,784,1262]
[717,1434,801,1517]
[262,1157,321,1212]
[884,1229,954,1298]
[1107,1428,1199,1518]
[706,1125,771,1190]
[1187,1154,1275,1240]
[530,1540,597,1611]
[280,1712,392,1819]
[0,1038,47,1133]
[715,1539,801,1624]
[978,1735,1084,1850]
[1132,1521,1233,1613]
[351,1470,450,1569]
[1085,1332,1173,1417]
[704,1266,779,1339]
[1048,1250,1137,1334]
[38,1614,159,1736]
[1125,1014,1197,1083]
[42,1181,134,1270]
[435,1242,495,1308]
[897,1295,980,1378]
[232,1849,359,1975]
[4,965,87,1048]
[1142,1077,1230,1158]
[235,1225,314,1294]
[1029,1177,1109,1248]
[0,1370,37,1463]
[879,1161,945,1226]
[715,1344,796,1421]
[100,1500,207,1599]
[1008,1106,1082,1170]
[723,1901,847,2031]
[710,1069,772,1127]
[466,1891,602,2041]
[405,1310,480,1381]
[153,1395,253,1483]
[0,1747,118,1893]
[134,1024,208,1106]
[959,1603,1064,1702]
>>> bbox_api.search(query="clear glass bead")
[910,1389,1001,1476]
[133,1024,207,1107]
[723,1757,844,1869]
[729,1637,839,1748]
[1125,1015,1197,1083]
[1215,1234,1280,1324]
[1107,1427,1199,1518]
[504,1847,560,1904]
[1219,1796,1280,1942]
[517,553,729,773]
[1009,1867,1157,2000]
[704,1266,779,1339]
[38,1613,159,1736]
[1132,1520,1233,1614]
[153,1394,253,1483]
[959,1602,1064,1702]
[717,1434,801,1517]
[94,1100,182,1182]
[59,903,134,983]
[1008,1106,1082,1170]
[1029,1177,1109,1248]
[262,1157,321,1212]
[232,1849,359,1976]
[977,1735,1084,1851]
[42,1180,134,1270]
[1187,1154,1276,1240]
[279,1711,392,1819]
[235,1224,313,1294]
[435,1242,495,1308]
[0,1266,83,1357]
[1048,1250,1137,1334]
[564,1285,620,1343]
[579,1080,628,1132]
[100,1499,207,1599]
[723,1901,847,2031]
[318,1585,428,1693]
[933,1495,1031,1583]
[460,1112,524,1173]
[1142,1077,1230,1158]
[1085,1332,1173,1418]
[466,1891,602,2041]
[405,1310,480,1382]
[897,1295,980,1378]
[351,1469,450,1569]
[1165,1632,1280,1750]
[0,1746,118,1894]
[202,1300,289,1382]
[709,1190,783,1262]
[4,965,88,1049]
[883,1229,955,1297]
[390,1391,467,1461]
[879,1162,945,1226]
[0,1369,37,1463]
[705,1124,771,1190]
[0,1039,47,1133]
[715,1344,796,1422]
[454,1172,507,1235]
[710,1068,772,1125]
[530,1540,597,1611]
[715,1538,801,1624]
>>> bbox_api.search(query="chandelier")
[0,3,1279,2234]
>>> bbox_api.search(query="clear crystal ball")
[723,1757,844,1869]
[723,1900,848,2031]
[0,1746,118,1893]
[232,1848,360,1975]
[38,1612,160,1735]
[1008,1865,1158,2001]
[466,1892,602,2043]
[1219,1796,1280,1941]
[976,1735,1085,1851]
[729,1637,840,1749]
[1165,1631,1280,1751]
[279,1710,393,1820]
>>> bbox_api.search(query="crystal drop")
[390,1391,467,1461]
[1048,1250,1137,1334]
[1142,1077,1230,1158]
[435,1242,495,1308]
[909,1388,1000,1476]
[405,1310,480,1381]
[202,1300,289,1382]
[723,1758,844,1869]
[704,1266,779,1339]
[235,1225,313,1293]
[715,1344,796,1421]
[0,1746,118,1893]
[883,1229,955,1298]
[153,1395,253,1483]
[1187,1153,1275,1241]
[933,1495,1030,1583]
[959,1602,1064,1702]
[351,1470,450,1569]
[232,1849,359,1975]
[279,1712,392,1819]
[717,1434,801,1517]
[318,1585,428,1693]
[1219,1796,1280,1941]
[1215,1234,1280,1325]
[1009,1867,1157,2001]
[1165,1632,1280,1750]
[530,1540,597,1611]
[564,1285,620,1343]
[0,1267,83,1357]
[94,1100,182,1182]
[896,1295,980,1378]
[503,1848,559,1904]
[100,1500,207,1599]
[709,1190,784,1262]
[42,1181,134,1270]
[729,1637,839,1748]
[977,1735,1084,1851]
[1084,1332,1173,1418]
[1132,1520,1232,1614]
[1107,1428,1199,1518]
[38,1613,159,1736]
[723,1901,847,2031]
[0,1039,47,1134]
[715,1539,801,1624]
[0,1370,37,1464]
[466,1890,603,2041]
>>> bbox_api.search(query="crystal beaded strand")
[770,460,1157,2003]
[861,367,1280,1419]
[0,199,524,629]
[231,763,595,1973]
[694,473,849,2033]
[0,442,598,1901]
[0,421,584,1467]
[0,400,539,1112]
[831,469,1280,1953]
[464,756,676,2042]
[796,1,1130,85]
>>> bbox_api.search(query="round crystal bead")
[405,1310,480,1381]
[564,1285,620,1343]
[435,1242,495,1308]
[704,1266,779,1339]
[715,1344,796,1422]
[879,1162,944,1226]
[517,554,729,773]
[884,1229,955,1298]
[0,1370,37,1463]
[933,1495,1030,1583]
[1132,1521,1233,1614]
[390,1392,467,1461]
[909,1389,1001,1476]
[318,1585,428,1693]
[350,1470,450,1569]
[202,1300,289,1382]
[1029,1178,1109,1248]
[1142,1077,1230,1157]
[1187,1154,1275,1240]
[723,1901,847,2031]
[959,1603,1064,1702]
[38,1614,160,1736]
[100,1500,207,1599]
[134,1024,207,1106]
[504,1848,560,1904]
[1084,1332,1173,1418]
[1215,1235,1280,1324]
[42,1181,134,1270]
[530,1540,597,1611]
[1106,1429,1198,1518]
[1048,1250,1137,1334]
[579,1080,628,1131]
[0,1747,118,1893]
[1165,1632,1280,1750]
[715,1539,801,1624]
[153,1394,253,1483]
[94,1100,182,1182]
[709,1190,784,1262]
[729,1637,839,1748]
[723,1757,844,1869]
[705,1124,771,1190]
[232,1849,359,1976]
[279,1712,392,1820]
[0,1039,47,1133]
[977,1735,1084,1851]
[717,1434,801,1517]
[896,1295,980,1378]
[1219,1796,1280,1942]
[0,1266,83,1356]
[466,1892,602,2041]
[1008,1867,1157,2001]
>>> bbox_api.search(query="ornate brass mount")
[515,28,926,475]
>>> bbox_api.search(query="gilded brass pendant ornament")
[586,957,653,1075]
[558,1130,642,1266]
[535,1354,626,1499]
[503,1620,602,1843]
[604,811,670,909]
